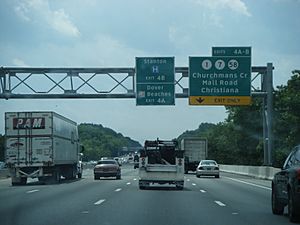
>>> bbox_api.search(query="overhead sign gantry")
[0,46,275,165]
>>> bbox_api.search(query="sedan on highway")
[94,160,121,180]
[196,160,220,178]
[272,145,300,222]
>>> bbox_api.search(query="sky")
[0,0,299,144]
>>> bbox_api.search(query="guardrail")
[220,164,281,180]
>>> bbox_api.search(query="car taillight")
[297,168,300,180]
[141,157,145,166]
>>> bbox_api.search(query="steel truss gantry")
[0,65,274,165]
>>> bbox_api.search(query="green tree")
[78,123,141,161]
[273,71,300,167]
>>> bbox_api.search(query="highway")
[0,164,296,225]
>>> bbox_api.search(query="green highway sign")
[136,57,175,105]
[189,47,251,105]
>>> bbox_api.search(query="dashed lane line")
[94,199,105,205]
[223,177,271,191]
[192,183,196,186]
[200,190,206,193]
[215,201,226,207]
[26,189,39,194]
[115,188,122,192]
[126,182,131,185]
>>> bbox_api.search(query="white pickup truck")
[138,139,184,190]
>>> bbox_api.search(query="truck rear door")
[5,112,53,166]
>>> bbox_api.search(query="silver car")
[196,160,220,178]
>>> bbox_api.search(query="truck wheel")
[12,181,21,186]
[116,175,121,180]
[272,186,284,215]
[38,177,47,184]
[50,170,61,184]
[176,181,184,190]
[139,181,147,190]
[94,175,100,180]
[20,177,27,185]
[11,177,22,186]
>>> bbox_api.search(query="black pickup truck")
[272,145,300,222]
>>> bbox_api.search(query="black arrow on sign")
[196,97,205,104]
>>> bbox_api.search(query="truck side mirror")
[80,145,85,153]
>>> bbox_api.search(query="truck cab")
[138,139,184,190]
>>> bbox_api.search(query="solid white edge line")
[26,189,39,193]
[215,201,226,207]
[94,199,105,205]
[224,177,271,191]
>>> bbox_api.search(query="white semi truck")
[138,139,184,190]
[5,112,83,185]
[181,138,208,174]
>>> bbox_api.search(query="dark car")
[272,145,300,222]
[94,160,121,180]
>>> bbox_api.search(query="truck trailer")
[181,138,208,174]
[138,139,184,190]
[5,112,83,185]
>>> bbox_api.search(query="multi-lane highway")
[0,164,296,225]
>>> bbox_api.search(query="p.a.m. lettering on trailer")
[13,118,45,129]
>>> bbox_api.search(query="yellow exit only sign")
[189,96,252,106]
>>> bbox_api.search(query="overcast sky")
[1,0,299,144]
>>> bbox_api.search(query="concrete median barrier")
[220,164,281,180]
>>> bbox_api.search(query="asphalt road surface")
[0,164,297,225]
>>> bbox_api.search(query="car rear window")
[201,161,217,165]
[97,160,117,165]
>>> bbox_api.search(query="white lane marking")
[126,182,131,185]
[224,177,271,191]
[232,212,239,215]
[26,189,39,194]
[115,188,122,192]
[94,199,105,205]
[200,190,206,193]
[192,183,196,186]
[215,201,226,207]
[187,179,190,182]
[81,211,89,214]
[133,178,137,181]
